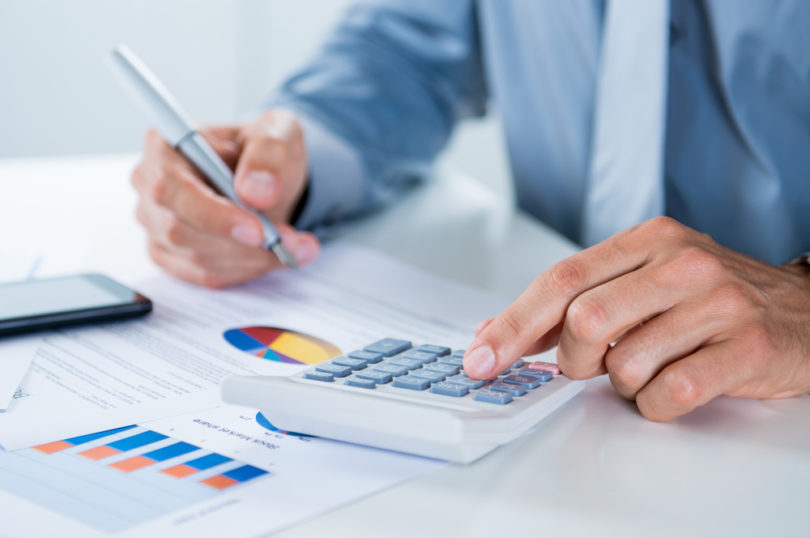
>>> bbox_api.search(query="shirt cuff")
[293,115,366,232]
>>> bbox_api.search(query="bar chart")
[0,424,271,532]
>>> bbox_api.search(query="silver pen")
[108,44,297,268]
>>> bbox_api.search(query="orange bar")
[79,445,120,461]
[162,464,198,478]
[33,440,73,454]
[110,455,155,472]
[201,475,239,490]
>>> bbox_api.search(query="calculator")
[222,338,584,463]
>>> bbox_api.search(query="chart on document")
[223,326,341,365]
[0,424,271,533]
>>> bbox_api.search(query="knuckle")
[677,246,725,280]
[143,128,162,148]
[149,171,171,206]
[711,282,752,314]
[565,295,609,343]
[164,216,185,245]
[496,310,525,341]
[198,269,226,289]
[642,216,686,240]
[545,259,587,296]
[661,369,702,409]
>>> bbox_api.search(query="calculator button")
[450,349,467,358]
[528,361,561,375]
[356,369,394,384]
[445,374,485,390]
[345,377,376,389]
[332,356,367,370]
[423,362,460,376]
[502,375,541,389]
[509,359,525,370]
[373,363,410,377]
[315,363,353,378]
[473,389,513,405]
[364,338,412,357]
[388,356,423,370]
[437,355,463,367]
[489,381,527,397]
[415,345,451,356]
[516,368,552,382]
[409,369,446,383]
[348,350,384,364]
[304,371,334,382]
[392,375,431,391]
[400,350,438,364]
[430,382,469,397]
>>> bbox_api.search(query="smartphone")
[0,273,152,336]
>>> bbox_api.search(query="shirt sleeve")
[268,0,487,231]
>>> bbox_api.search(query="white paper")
[0,243,505,449]
[0,404,443,537]
[0,334,40,411]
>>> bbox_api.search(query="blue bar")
[222,465,268,483]
[108,431,168,452]
[64,425,137,447]
[142,442,199,462]
[185,453,232,471]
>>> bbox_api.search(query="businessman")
[130,1,810,421]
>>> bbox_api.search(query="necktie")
[582,0,670,246]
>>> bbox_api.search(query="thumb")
[233,135,281,211]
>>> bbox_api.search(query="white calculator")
[222,338,584,463]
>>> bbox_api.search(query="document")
[0,243,506,450]
[0,404,443,537]
[0,334,40,411]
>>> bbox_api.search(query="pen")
[108,44,298,268]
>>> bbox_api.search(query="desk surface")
[1,155,808,538]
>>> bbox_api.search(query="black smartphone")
[0,273,152,337]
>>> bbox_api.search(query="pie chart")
[222,326,341,365]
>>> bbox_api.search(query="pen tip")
[271,243,298,269]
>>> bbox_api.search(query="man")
[131,1,810,422]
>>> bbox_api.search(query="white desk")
[1,155,808,538]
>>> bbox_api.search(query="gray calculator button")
[445,374,485,389]
[332,356,367,370]
[502,375,541,389]
[392,375,431,391]
[356,369,393,384]
[489,381,527,397]
[515,367,552,381]
[315,363,353,377]
[388,356,423,369]
[373,363,410,377]
[304,371,334,382]
[509,359,526,370]
[437,355,463,367]
[415,345,451,356]
[348,350,383,364]
[409,369,446,383]
[473,389,513,405]
[424,362,460,376]
[345,377,376,389]
[430,382,469,397]
[400,350,438,364]
[364,338,412,357]
[450,349,467,358]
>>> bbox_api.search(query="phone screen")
[0,276,127,320]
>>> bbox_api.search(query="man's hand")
[131,109,319,288]
[464,217,810,421]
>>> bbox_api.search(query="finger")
[464,220,671,379]
[234,111,306,216]
[200,125,243,170]
[634,341,744,422]
[605,300,726,399]
[555,264,686,380]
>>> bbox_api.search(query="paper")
[0,404,443,537]
[0,334,40,411]
[0,243,505,449]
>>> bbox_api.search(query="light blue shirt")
[272,0,810,265]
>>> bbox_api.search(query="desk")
[1,155,807,538]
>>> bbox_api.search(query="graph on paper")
[0,424,271,532]
[222,326,341,364]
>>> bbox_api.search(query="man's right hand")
[131,109,320,288]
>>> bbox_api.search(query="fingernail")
[464,345,495,379]
[241,171,276,203]
[294,241,318,265]
[231,224,262,246]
